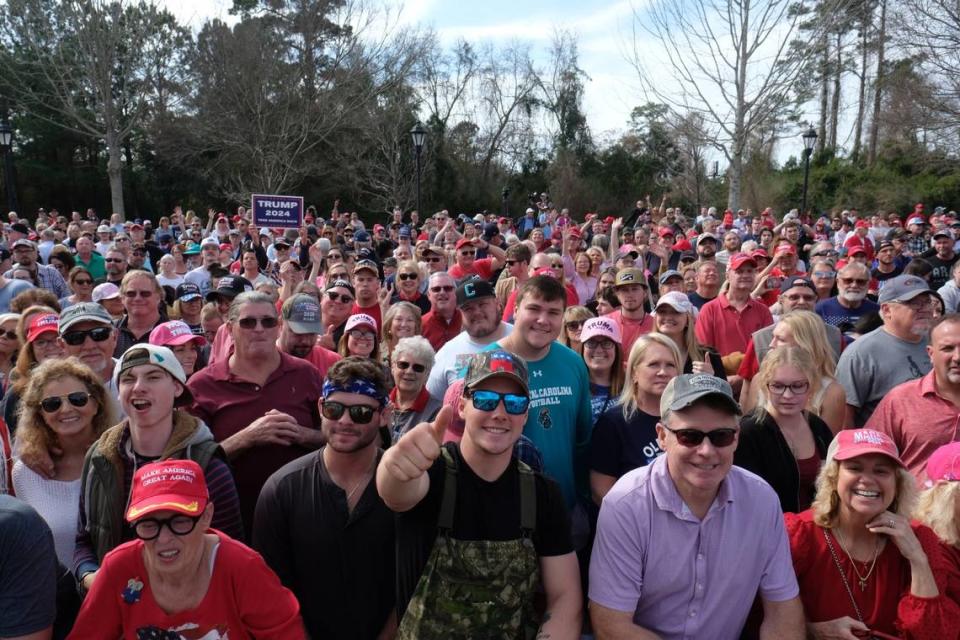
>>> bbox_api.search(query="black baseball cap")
[456,278,496,308]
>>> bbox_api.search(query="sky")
[160,0,643,141]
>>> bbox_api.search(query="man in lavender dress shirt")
[589,374,804,640]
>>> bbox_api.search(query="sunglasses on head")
[236,316,279,329]
[468,389,529,415]
[327,291,353,303]
[321,400,378,424]
[39,391,92,413]
[133,514,200,541]
[62,326,112,346]
[396,360,426,373]
[662,424,737,448]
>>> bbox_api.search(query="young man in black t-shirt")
[377,350,582,638]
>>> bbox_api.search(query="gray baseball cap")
[59,302,114,333]
[877,274,936,304]
[281,294,322,334]
[660,374,741,416]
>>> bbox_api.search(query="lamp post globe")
[410,121,427,216]
[801,126,817,216]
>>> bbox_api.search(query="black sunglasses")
[73,278,94,286]
[39,391,93,413]
[237,316,279,330]
[133,514,201,541]
[0,330,16,340]
[321,401,378,424]
[327,291,354,304]
[398,273,418,281]
[396,360,426,373]
[62,326,113,346]
[662,425,737,448]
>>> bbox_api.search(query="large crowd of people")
[1,199,960,639]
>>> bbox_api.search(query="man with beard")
[815,262,879,332]
[253,357,396,639]
[103,248,128,286]
[837,274,939,427]
[6,239,70,297]
[278,294,340,379]
[870,240,904,295]
[426,278,512,401]
[695,232,718,263]
[918,228,959,290]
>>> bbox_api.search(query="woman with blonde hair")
[653,292,725,379]
[589,333,681,504]
[914,443,960,595]
[3,307,64,436]
[0,312,20,393]
[785,429,957,639]
[740,310,845,432]
[559,305,594,355]
[735,346,834,513]
[381,301,422,367]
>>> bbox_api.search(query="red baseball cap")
[750,248,769,260]
[604,216,615,225]
[854,219,870,229]
[455,238,476,250]
[658,227,675,238]
[828,429,905,467]
[569,227,582,238]
[728,253,757,270]
[847,245,867,256]
[27,313,59,343]
[149,320,207,348]
[532,267,558,278]
[125,459,209,522]
[498,217,510,224]
[761,218,775,229]
[925,442,960,485]
[775,243,797,256]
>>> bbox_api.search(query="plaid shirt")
[3,263,70,298]
[906,233,930,256]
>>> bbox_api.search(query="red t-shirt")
[604,309,655,361]
[447,257,494,281]
[304,345,341,380]
[349,302,382,332]
[68,531,304,639]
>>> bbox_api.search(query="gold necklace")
[833,528,881,590]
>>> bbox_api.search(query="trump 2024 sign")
[251,194,304,229]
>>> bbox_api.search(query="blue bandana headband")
[322,379,388,407]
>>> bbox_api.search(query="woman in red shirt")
[785,429,959,639]
[69,460,303,639]
[915,442,960,610]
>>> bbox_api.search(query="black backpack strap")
[517,460,537,535]
[437,447,458,532]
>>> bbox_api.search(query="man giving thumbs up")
[377,349,583,640]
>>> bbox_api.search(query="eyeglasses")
[767,381,810,396]
[62,326,112,346]
[459,250,476,256]
[839,278,868,286]
[584,339,616,351]
[812,250,839,257]
[39,391,93,413]
[236,316,279,329]
[328,254,342,260]
[430,285,454,293]
[73,278,94,286]
[468,389,530,415]
[662,425,737,448]
[105,258,125,263]
[505,260,518,266]
[348,329,375,340]
[812,270,836,278]
[398,273,418,281]
[897,296,934,311]
[133,514,201,541]
[427,256,443,263]
[327,291,354,304]
[396,360,426,373]
[321,401,377,424]
[565,321,583,331]
[550,263,564,269]
[0,330,16,341]
[124,290,154,298]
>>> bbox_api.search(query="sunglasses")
[236,316,279,329]
[662,425,737,448]
[468,389,529,415]
[62,326,112,346]
[0,330,15,340]
[321,400,377,424]
[328,254,342,260]
[124,290,154,298]
[584,339,615,351]
[839,278,868,286]
[398,273,418,281]
[327,291,354,304]
[73,278,94,286]
[105,258,125,263]
[396,360,426,373]
[430,285,454,293]
[427,256,443,263]
[39,391,93,413]
[133,514,201,541]
[565,321,583,330]
[504,260,518,266]
[459,250,476,256]
[812,270,836,278]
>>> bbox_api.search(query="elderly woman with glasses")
[69,460,303,638]
[785,429,958,639]
[388,336,441,443]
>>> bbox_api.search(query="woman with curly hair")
[380,301,421,368]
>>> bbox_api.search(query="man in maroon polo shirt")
[421,272,462,352]
[866,314,960,481]
[187,291,324,534]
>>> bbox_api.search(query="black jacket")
[735,412,833,514]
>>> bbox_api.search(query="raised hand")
[382,406,453,482]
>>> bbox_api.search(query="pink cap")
[828,429,905,467]
[580,316,622,345]
[924,442,960,485]
[149,320,207,347]
[345,313,377,333]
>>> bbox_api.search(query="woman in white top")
[155,254,185,289]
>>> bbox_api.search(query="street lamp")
[801,126,817,216]
[501,186,510,216]
[410,121,427,216]
[0,117,17,216]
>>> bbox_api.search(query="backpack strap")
[517,460,537,535]
[437,447,458,532]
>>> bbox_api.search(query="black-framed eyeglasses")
[396,360,426,373]
[662,425,737,448]
[133,514,201,540]
[321,400,378,424]
[237,316,279,330]
[62,326,112,346]
[767,381,810,396]
[468,390,529,415]
[39,391,93,413]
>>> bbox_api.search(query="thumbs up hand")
[692,352,715,376]
[383,406,453,482]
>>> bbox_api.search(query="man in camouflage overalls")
[377,350,582,639]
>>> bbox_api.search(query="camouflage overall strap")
[438,447,458,531]
[518,460,536,535]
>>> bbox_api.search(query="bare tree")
[417,34,479,134]
[900,0,960,123]
[0,0,187,219]
[630,0,839,209]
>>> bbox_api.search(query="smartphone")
[766,276,782,290]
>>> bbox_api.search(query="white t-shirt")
[426,322,513,401]
[12,462,81,569]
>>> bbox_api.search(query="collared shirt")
[421,309,463,353]
[3,263,69,298]
[187,352,324,532]
[589,456,798,640]
[695,293,773,356]
[865,370,960,480]
[76,253,106,281]
[112,315,163,358]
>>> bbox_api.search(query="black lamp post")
[801,126,817,216]
[501,186,510,216]
[0,117,17,216]
[410,121,427,216]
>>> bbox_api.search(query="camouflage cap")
[464,349,529,395]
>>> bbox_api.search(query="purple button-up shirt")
[589,455,798,640]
